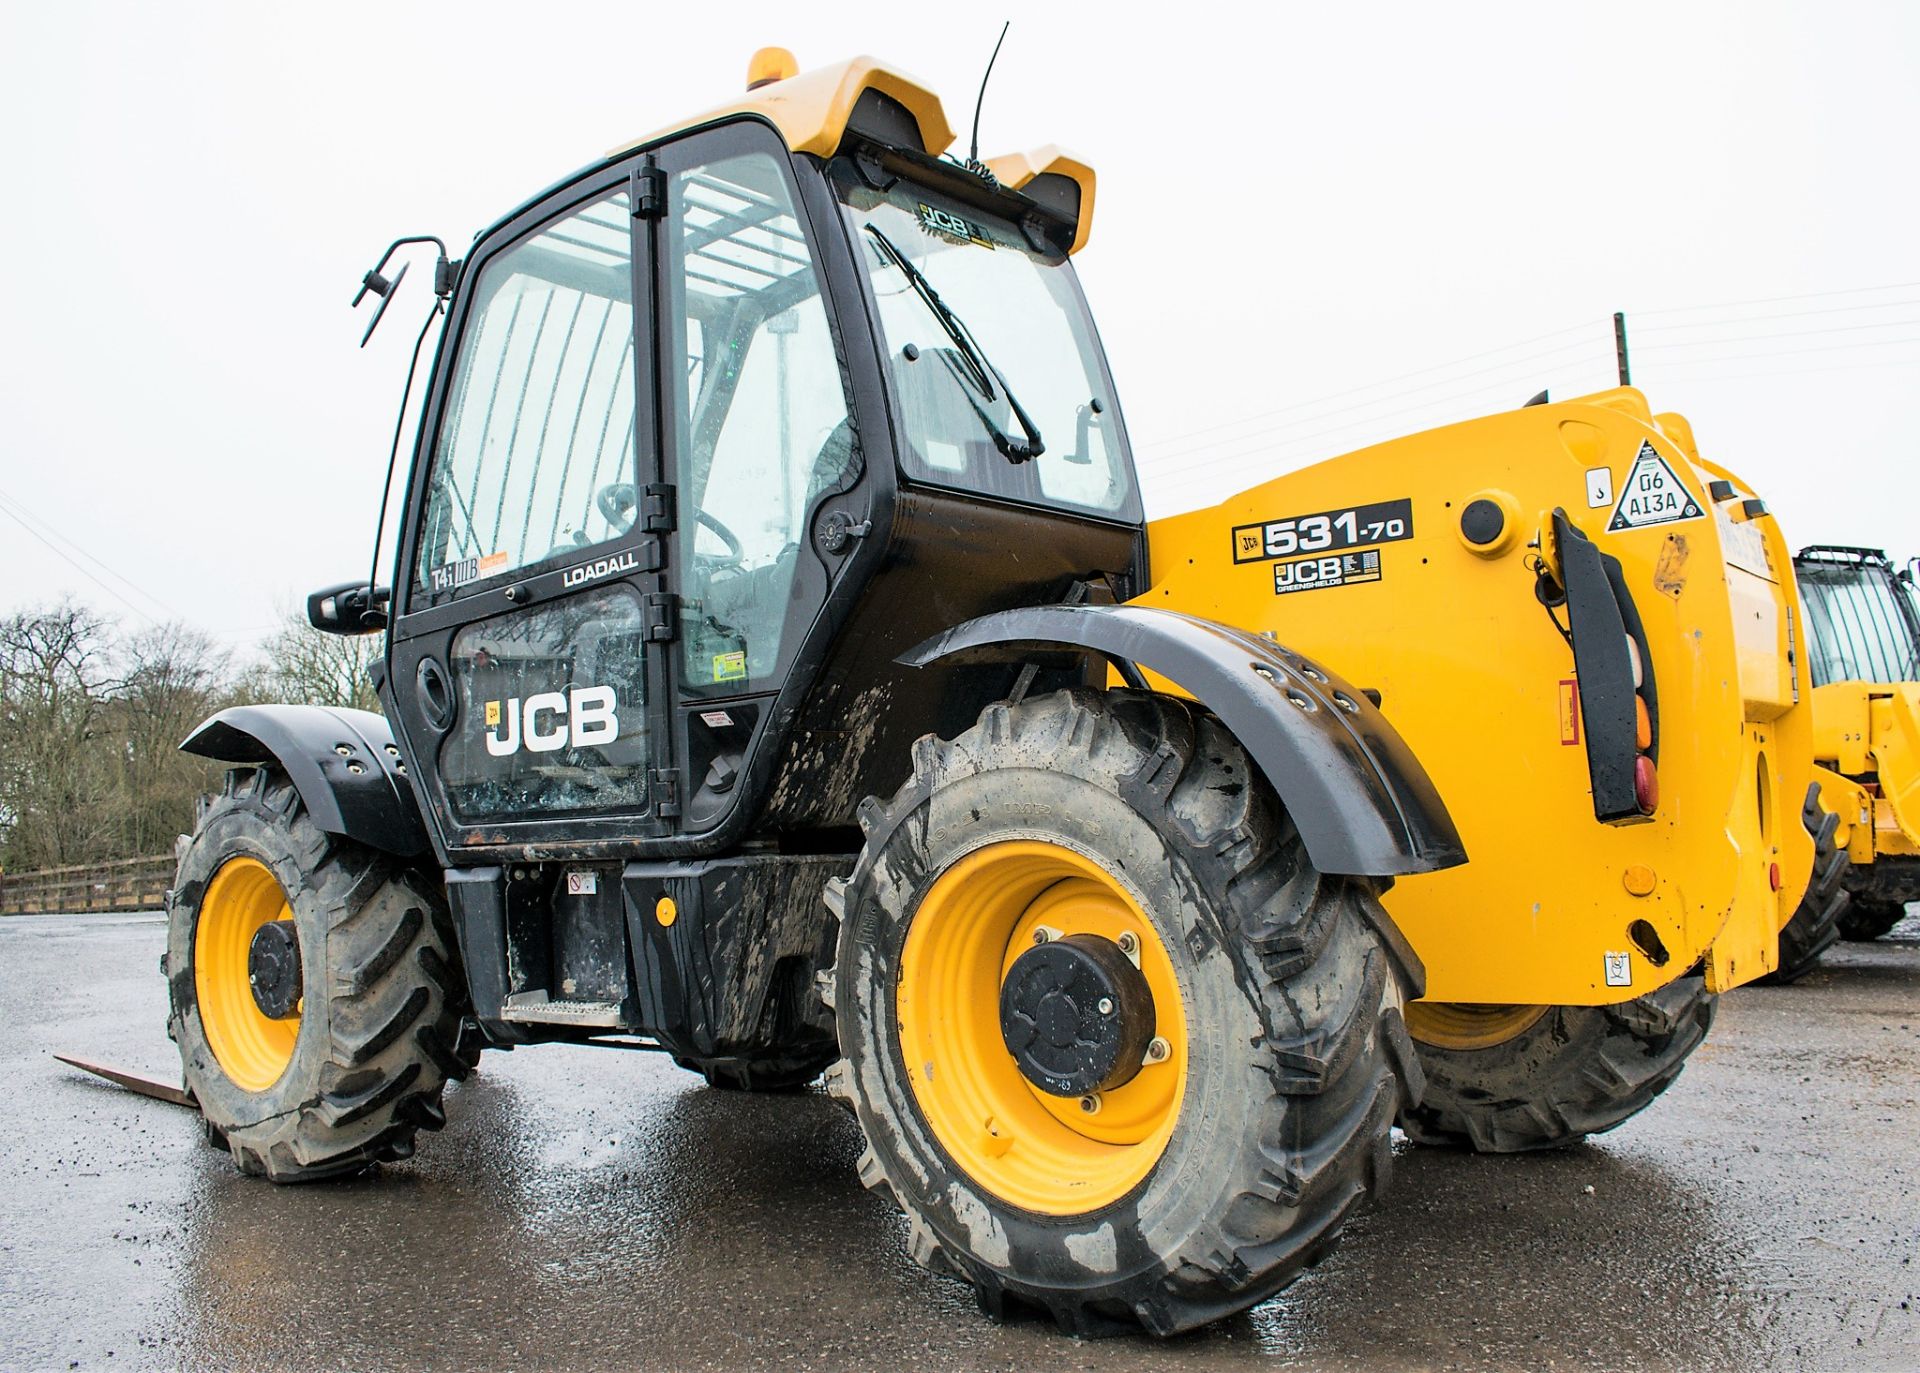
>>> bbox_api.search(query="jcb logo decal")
[917,203,993,248]
[484,686,618,756]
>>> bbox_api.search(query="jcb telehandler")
[162,49,1807,1335]
[1787,545,1920,942]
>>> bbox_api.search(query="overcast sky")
[2,3,1915,652]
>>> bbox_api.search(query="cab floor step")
[499,992,625,1028]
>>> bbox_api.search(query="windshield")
[831,164,1137,520]
[1797,556,1920,685]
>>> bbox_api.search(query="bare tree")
[0,602,118,869]
[246,611,383,713]
[109,623,233,856]
[1,600,386,876]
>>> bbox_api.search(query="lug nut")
[1146,1037,1170,1063]
[1032,929,1050,945]
[1097,997,1114,1015]
[1078,1094,1101,1115]
[1117,931,1139,956]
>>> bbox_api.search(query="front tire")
[166,767,470,1181]
[1398,974,1715,1152]
[828,690,1424,1336]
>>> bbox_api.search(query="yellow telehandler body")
[1145,389,1815,1003]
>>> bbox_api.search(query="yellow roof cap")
[610,54,956,161]
[984,145,1097,255]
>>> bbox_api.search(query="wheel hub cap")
[999,934,1154,1096]
[246,919,302,1020]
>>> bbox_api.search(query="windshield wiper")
[865,224,1045,463]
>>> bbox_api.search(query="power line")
[1140,334,1607,466]
[1645,355,1920,386]
[0,487,180,620]
[1636,316,1920,351]
[1634,295,1920,333]
[1150,354,1616,479]
[1632,279,1920,318]
[1140,280,1920,477]
[1644,334,1920,367]
[0,503,158,626]
[1130,319,1600,455]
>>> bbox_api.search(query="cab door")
[649,124,863,828]
[387,164,673,852]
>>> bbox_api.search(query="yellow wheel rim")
[896,840,1188,1216]
[195,856,301,1092]
[1404,1000,1549,1051]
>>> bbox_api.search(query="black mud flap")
[182,705,429,857]
[901,605,1466,877]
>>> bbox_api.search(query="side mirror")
[307,581,390,635]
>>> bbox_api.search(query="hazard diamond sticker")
[1607,440,1703,531]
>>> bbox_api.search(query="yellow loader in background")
[1789,546,1920,942]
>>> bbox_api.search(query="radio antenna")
[966,21,1011,176]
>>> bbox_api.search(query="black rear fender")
[180,705,429,858]
[901,605,1466,877]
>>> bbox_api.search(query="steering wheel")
[694,509,745,564]
[593,483,745,565]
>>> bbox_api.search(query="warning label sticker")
[1607,441,1703,531]
[1272,549,1383,595]
[1557,678,1581,746]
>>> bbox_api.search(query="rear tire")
[166,767,470,1181]
[1398,974,1714,1152]
[1764,783,1849,983]
[828,690,1424,1336]
[1838,898,1908,942]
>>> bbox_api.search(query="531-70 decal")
[1231,498,1414,564]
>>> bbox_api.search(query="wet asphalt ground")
[1,910,1915,1373]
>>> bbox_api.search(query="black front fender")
[181,705,429,858]
[902,605,1465,877]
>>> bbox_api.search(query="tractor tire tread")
[832,688,1417,1336]
[1766,783,1850,983]
[167,766,467,1183]
[1399,974,1715,1152]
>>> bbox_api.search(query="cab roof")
[607,51,1097,254]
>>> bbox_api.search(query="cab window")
[414,188,637,599]
[666,151,854,695]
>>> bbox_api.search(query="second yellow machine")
[1792,545,1920,942]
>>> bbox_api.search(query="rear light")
[1634,697,1652,751]
[1633,755,1658,813]
[1769,862,1781,891]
